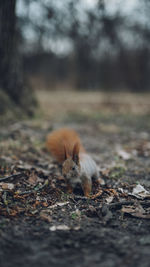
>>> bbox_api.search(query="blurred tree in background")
[0,0,37,117]
[0,0,150,109]
[16,0,150,92]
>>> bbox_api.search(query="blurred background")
[0,0,150,120]
[17,0,150,91]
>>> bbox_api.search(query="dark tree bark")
[0,0,37,116]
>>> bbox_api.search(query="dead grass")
[36,90,150,120]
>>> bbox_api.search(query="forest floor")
[0,91,150,267]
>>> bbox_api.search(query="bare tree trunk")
[0,0,37,116]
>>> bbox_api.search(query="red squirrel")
[46,128,102,197]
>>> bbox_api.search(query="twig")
[18,189,34,195]
[91,190,103,199]
[74,195,89,200]
[108,200,150,210]
[0,173,23,182]
[18,179,49,195]
[2,191,10,214]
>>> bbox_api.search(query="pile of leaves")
[0,157,150,228]
[0,120,150,230]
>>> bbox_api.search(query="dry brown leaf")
[0,182,15,190]
[91,189,103,199]
[122,204,150,219]
[105,188,118,197]
[42,202,49,207]
[40,211,52,222]
[27,172,38,185]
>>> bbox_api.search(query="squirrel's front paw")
[81,180,92,197]
[67,183,73,194]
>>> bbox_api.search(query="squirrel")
[46,128,102,197]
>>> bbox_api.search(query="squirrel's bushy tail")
[46,128,84,163]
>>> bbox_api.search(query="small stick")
[0,173,22,182]
[18,189,34,195]
[108,200,150,209]
[2,191,10,214]
[74,195,89,200]
[91,190,103,199]
[18,179,49,195]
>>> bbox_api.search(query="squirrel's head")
[62,143,81,187]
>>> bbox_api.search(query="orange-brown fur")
[46,128,85,163]
[46,128,102,197]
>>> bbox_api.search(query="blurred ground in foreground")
[0,90,150,267]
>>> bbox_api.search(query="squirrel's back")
[46,128,85,163]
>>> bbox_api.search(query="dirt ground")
[0,91,150,267]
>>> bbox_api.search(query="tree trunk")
[0,0,37,116]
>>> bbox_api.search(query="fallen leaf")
[122,204,150,219]
[48,202,69,209]
[91,189,103,199]
[116,146,131,160]
[0,182,15,190]
[105,195,114,204]
[49,224,81,231]
[49,225,70,231]
[97,177,105,185]
[42,202,49,207]
[105,188,118,197]
[27,172,38,185]
[130,184,150,199]
[40,211,52,222]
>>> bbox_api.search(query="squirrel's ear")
[73,143,80,164]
